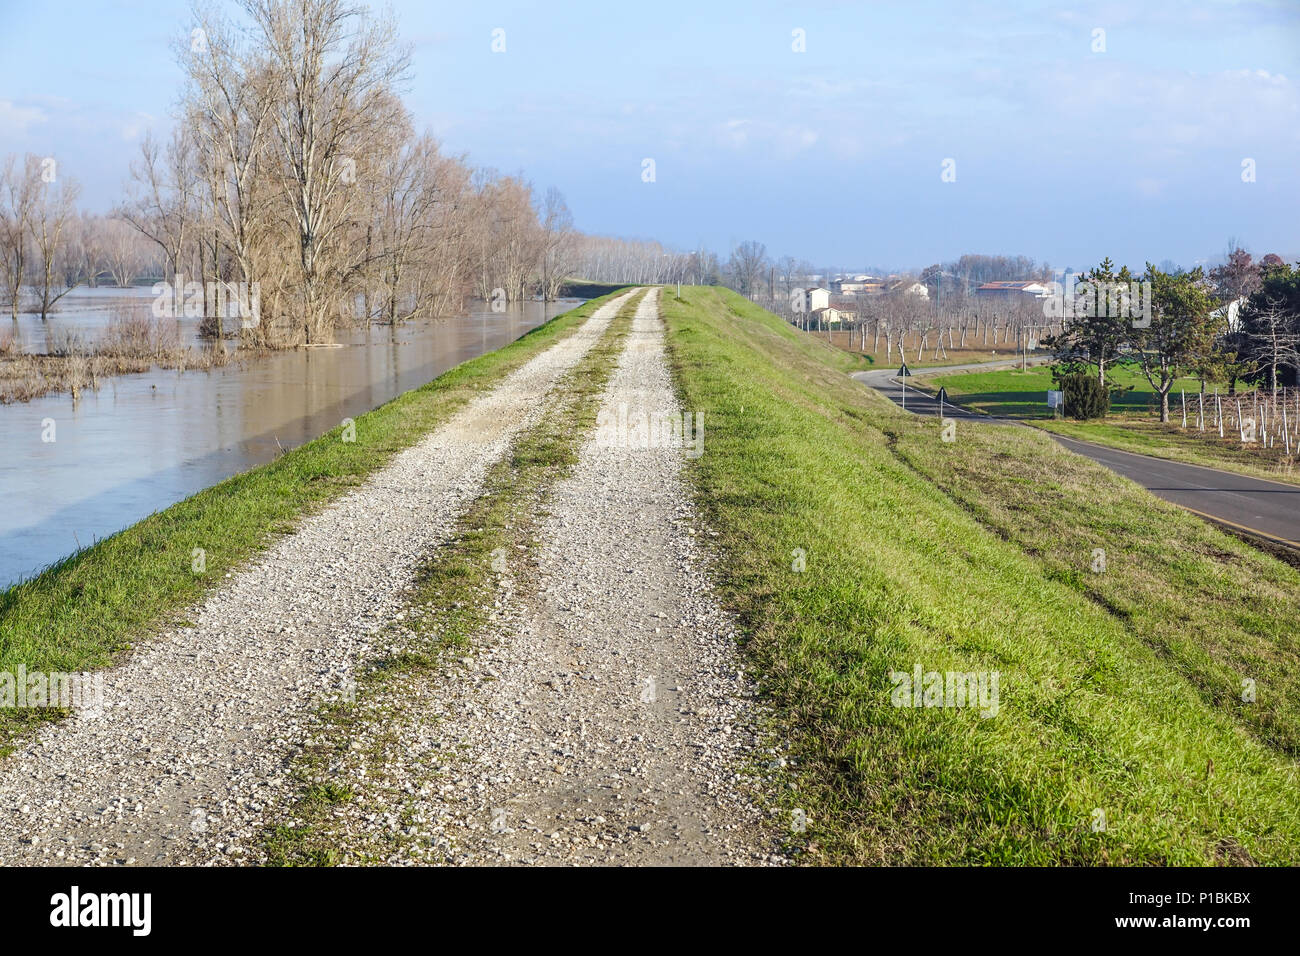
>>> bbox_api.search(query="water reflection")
[1,287,581,589]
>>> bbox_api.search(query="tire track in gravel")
[383,287,785,865]
[0,290,637,866]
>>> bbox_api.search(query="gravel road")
[324,287,784,865]
[0,291,635,866]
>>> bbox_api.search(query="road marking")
[1172,505,1300,551]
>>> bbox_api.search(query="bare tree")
[413,149,476,316]
[185,2,279,339]
[118,2,555,345]
[567,235,697,285]
[726,240,768,297]
[368,131,451,324]
[0,154,41,319]
[539,187,575,302]
[30,168,82,319]
[99,217,151,287]
[1244,297,1300,395]
[471,172,541,303]
[72,213,104,287]
[119,129,198,284]
[245,0,411,342]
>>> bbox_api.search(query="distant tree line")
[0,157,163,321]
[1,0,583,348]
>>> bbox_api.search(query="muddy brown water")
[1,287,582,590]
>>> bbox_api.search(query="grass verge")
[664,286,1300,865]
[916,365,1202,419]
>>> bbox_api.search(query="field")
[665,287,1300,864]
[915,365,1203,418]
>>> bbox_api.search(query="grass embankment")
[0,289,629,754]
[922,365,1300,485]
[664,286,1300,865]
[264,290,646,865]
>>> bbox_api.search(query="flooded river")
[1,287,581,590]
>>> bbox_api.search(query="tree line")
[1,0,582,348]
[0,157,161,321]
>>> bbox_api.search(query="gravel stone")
[301,288,785,866]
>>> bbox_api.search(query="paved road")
[854,365,1015,422]
[852,365,1300,549]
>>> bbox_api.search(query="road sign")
[898,363,911,377]
[1047,390,1063,409]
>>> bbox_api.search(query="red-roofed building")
[975,280,1053,299]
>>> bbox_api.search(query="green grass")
[918,364,1204,419]
[891,415,1300,758]
[0,289,630,754]
[663,286,1300,865]
[263,290,645,865]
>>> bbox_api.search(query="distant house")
[1211,296,1246,332]
[834,275,882,294]
[800,286,832,311]
[975,280,1053,300]
[833,279,927,299]
[838,280,884,295]
[810,306,856,326]
[890,280,929,299]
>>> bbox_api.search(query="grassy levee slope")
[664,286,1300,865]
[0,291,629,752]
[891,420,1300,759]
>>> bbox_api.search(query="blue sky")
[1,0,1297,272]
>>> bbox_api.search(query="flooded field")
[1,287,580,589]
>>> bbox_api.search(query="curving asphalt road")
[852,364,1300,550]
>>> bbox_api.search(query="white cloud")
[0,99,47,138]
[714,118,820,158]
